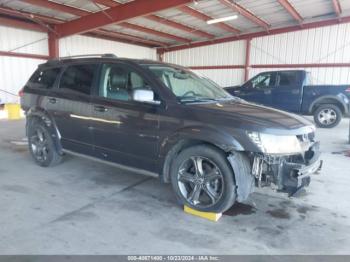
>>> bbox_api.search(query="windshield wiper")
[180,97,217,103]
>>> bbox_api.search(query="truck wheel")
[170,145,236,213]
[28,120,62,167]
[313,104,342,128]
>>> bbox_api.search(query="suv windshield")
[144,65,232,103]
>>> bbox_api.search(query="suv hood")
[188,100,315,135]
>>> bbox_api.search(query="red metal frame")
[0,16,46,32]
[0,50,49,60]
[0,6,62,24]
[55,0,193,37]
[95,29,169,47]
[159,15,350,53]
[251,63,350,68]
[48,30,59,59]
[244,38,251,81]
[119,22,191,43]
[178,6,240,34]
[93,0,215,39]
[218,0,269,30]
[277,0,303,23]
[187,63,350,71]
[23,0,89,17]
[189,65,244,70]
[93,0,119,7]
[24,0,194,43]
[145,15,215,39]
[0,6,167,48]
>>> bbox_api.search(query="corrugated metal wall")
[59,35,157,60]
[163,23,350,86]
[0,28,156,104]
[164,40,246,87]
[0,26,47,104]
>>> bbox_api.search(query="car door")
[234,72,276,106]
[270,71,302,112]
[90,62,160,172]
[46,63,98,155]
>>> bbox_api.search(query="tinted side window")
[28,68,60,89]
[98,64,150,101]
[59,64,97,95]
[277,72,298,86]
[248,73,276,89]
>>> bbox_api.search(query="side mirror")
[132,89,161,105]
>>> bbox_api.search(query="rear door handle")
[48,97,57,104]
[94,105,108,112]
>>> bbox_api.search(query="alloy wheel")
[30,128,49,163]
[177,156,224,208]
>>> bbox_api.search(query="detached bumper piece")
[281,157,322,196]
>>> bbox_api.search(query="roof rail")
[49,53,117,62]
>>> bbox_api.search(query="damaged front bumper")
[229,141,322,202]
[253,142,322,196]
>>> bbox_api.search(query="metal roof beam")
[22,0,89,17]
[119,22,191,43]
[21,0,192,43]
[178,6,240,34]
[0,6,63,24]
[0,6,166,47]
[218,0,269,30]
[93,0,119,7]
[159,15,350,52]
[55,0,193,38]
[277,0,303,23]
[0,16,47,32]
[93,0,215,39]
[94,29,169,47]
[145,15,215,39]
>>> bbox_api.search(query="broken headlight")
[247,131,302,154]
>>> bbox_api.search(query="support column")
[157,49,164,62]
[48,29,59,59]
[244,38,251,82]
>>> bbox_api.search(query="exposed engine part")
[251,156,263,187]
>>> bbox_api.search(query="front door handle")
[48,97,57,104]
[94,105,108,112]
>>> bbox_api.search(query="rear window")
[277,71,298,86]
[59,64,97,95]
[27,67,60,89]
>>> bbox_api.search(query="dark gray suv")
[20,54,322,213]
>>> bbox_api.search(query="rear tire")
[27,119,62,167]
[313,104,342,128]
[170,145,236,213]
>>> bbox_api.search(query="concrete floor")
[0,118,349,255]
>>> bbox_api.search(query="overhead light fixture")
[206,15,238,24]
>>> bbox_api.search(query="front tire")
[27,120,62,167]
[170,145,236,213]
[313,104,342,128]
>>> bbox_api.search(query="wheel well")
[161,139,227,183]
[26,114,63,154]
[312,99,345,114]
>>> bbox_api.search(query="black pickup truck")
[225,70,350,128]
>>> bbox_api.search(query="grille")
[297,132,315,143]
